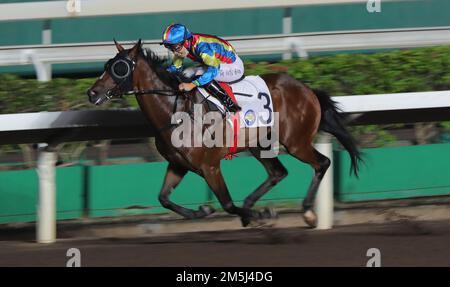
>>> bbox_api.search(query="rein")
[123,88,193,134]
[125,89,184,97]
[123,71,187,97]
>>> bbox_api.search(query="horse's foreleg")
[159,163,215,219]
[243,149,288,209]
[202,165,272,227]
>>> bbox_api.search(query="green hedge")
[245,46,450,96]
[0,45,449,114]
[0,75,131,113]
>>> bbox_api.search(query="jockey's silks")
[168,34,237,86]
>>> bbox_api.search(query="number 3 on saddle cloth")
[197,76,275,160]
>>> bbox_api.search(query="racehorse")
[87,39,362,227]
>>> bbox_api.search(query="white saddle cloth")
[198,75,274,128]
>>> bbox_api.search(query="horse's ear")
[113,38,125,52]
[129,39,142,58]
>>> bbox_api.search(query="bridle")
[97,45,220,135]
[102,50,136,99]
[104,49,184,99]
[101,49,196,133]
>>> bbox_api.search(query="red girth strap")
[219,82,240,160]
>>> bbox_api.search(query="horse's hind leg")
[159,163,215,219]
[287,144,330,228]
[202,165,272,227]
[243,148,288,209]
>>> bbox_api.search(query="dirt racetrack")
[0,219,449,267]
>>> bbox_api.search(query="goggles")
[163,42,184,53]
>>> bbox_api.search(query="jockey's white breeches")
[215,56,244,83]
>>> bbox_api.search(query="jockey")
[161,23,243,112]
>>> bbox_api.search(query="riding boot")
[204,80,241,113]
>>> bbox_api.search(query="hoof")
[303,210,317,228]
[241,216,251,227]
[240,208,277,228]
[199,205,215,217]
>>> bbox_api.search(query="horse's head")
[87,39,142,105]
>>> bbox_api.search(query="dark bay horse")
[87,39,361,227]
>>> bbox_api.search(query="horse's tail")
[312,88,362,177]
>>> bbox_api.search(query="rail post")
[36,143,57,243]
[314,133,334,230]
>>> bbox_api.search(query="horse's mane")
[141,48,179,89]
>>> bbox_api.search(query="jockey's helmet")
[162,23,193,46]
